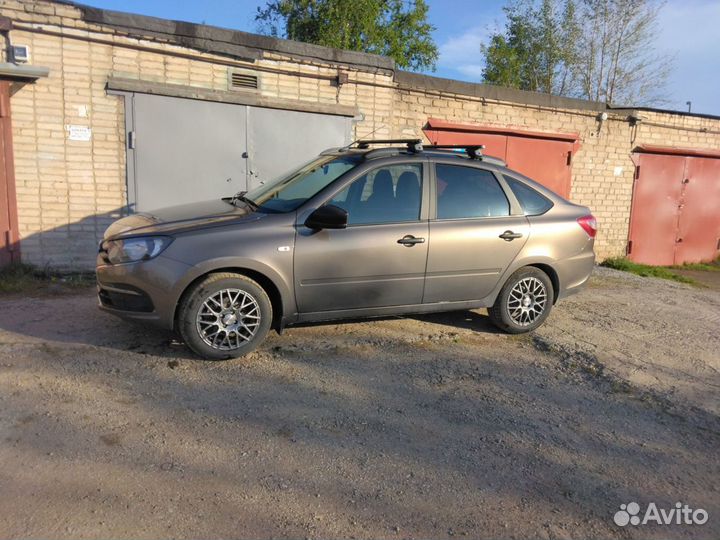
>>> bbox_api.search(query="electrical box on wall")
[11,45,30,63]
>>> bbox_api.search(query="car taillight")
[577,215,597,238]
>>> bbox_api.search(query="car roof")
[321,141,508,168]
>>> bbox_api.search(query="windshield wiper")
[228,191,259,210]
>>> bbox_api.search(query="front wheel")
[489,267,554,334]
[177,273,272,360]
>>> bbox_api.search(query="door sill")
[292,299,489,325]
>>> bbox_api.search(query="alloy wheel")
[196,288,261,350]
[506,276,547,326]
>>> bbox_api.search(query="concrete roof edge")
[0,62,50,80]
[609,106,720,122]
[106,76,360,117]
[395,71,608,112]
[70,2,395,73]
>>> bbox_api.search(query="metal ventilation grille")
[229,69,259,90]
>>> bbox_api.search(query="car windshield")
[245,154,362,213]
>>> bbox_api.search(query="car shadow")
[0,287,504,360]
[410,309,503,334]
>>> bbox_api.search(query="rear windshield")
[246,154,362,213]
[503,175,553,215]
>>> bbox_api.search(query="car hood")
[103,199,260,240]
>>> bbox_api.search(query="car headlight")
[103,236,173,264]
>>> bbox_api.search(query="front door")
[423,163,529,303]
[294,162,429,313]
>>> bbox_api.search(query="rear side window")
[504,175,553,215]
[435,164,510,219]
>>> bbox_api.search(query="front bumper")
[96,254,192,330]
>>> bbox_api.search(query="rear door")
[294,161,429,313]
[423,162,529,303]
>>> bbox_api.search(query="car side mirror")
[304,204,348,230]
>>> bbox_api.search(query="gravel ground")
[0,267,718,539]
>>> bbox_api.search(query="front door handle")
[397,235,426,247]
[499,230,523,241]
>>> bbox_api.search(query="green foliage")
[255,0,439,71]
[481,0,670,105]
[0,263,94,294]
[670,260,720,272]
[482,0,580,94]
[600,257,697,285]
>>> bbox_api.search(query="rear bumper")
[555,250,596,301]
[96,255,192,330]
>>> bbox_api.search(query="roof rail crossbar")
[425,144,486,160]
[356,138,423,153]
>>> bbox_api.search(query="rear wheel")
[489,267,554,334]
[178,273,272,360]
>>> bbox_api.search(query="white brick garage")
[1,0,719,269]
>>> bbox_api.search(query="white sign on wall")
[65,124,92,141]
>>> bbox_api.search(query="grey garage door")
[126,93,352,212]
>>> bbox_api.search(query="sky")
[80,0,720,115]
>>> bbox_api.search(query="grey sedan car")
[97,140,596,359]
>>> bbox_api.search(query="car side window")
[330,163,423,225]
[503,175,553,215]
[435,164,510,219]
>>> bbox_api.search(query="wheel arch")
[487,257,561,306]
[173,265,291,332]
[526,263,560,304]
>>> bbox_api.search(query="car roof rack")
[355,138,423,153]
[350,139,503,164]
[424,144,486,160]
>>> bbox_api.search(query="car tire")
[489,266,554,334]
[177,272,272,360]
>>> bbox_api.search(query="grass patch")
[670,259,720,272]
[601,257,697,284]
[0,263,94,294]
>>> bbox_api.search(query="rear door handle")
[499,230,523,241]
[397,235,426,247]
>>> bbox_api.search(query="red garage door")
[423,119,579,198]
[0,81,20,267]
[628,145,720,265]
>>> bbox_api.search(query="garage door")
[0,81,20,266]
[126,93,352,212]
[628,146,720,265]
[423,119,578,198]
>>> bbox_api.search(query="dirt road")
[0,267,718,539]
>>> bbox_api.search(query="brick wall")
[2,0,719,268]
[2,0,394,269]
[392,87,720,259]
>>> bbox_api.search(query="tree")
[255,0,439,71]
[481,0,671,105]
[482,0,580,95]
[576,0,671,105]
